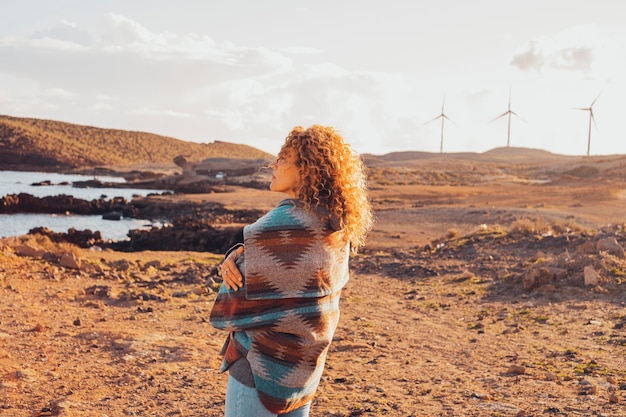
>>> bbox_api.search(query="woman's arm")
[209,284,337,332]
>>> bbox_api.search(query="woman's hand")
[220,245,245,290]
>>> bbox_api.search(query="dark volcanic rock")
[107,199,264,252]
[28,227,104,248]
[0,193,138,216]
[109,218,243,253]
[5,192,265,254]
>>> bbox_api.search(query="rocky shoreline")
[1,161,275,252]
[0,190,264,253]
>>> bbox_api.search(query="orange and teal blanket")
[210,199,350,413]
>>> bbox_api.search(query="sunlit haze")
[1,0,624,156]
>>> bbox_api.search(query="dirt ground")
[1,160,626,416]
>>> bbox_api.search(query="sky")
[1,1,625,157]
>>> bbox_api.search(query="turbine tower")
[425,95,453,154]
[576,94,600,156]
[490,88,523,147]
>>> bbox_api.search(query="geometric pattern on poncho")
[209,198,350,414]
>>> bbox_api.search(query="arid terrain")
[2,150,626,417]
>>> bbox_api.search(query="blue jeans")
[224,375,311,417]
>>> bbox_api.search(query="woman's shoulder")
[259,199,328,229]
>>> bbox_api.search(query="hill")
[364,146,626,188]
[363,146,576,166]
[0,115,273,172]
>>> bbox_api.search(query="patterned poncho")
[209,199,350,413]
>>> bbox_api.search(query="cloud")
[0,12,425,154]
[0,13,292,96]
[32,20,95,46]
[44,87,75,98]
[101,13,161,45]
[89,101,113,111]
[510,24,615,77]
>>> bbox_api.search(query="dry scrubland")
[0,115,271,171]
[1,149,626,416]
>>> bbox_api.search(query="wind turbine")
[489,88,524,147]
[576,93,600,156]
[425,95,454,154]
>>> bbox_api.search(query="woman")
[210,125,373,416]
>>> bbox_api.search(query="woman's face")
[269,148,301,198]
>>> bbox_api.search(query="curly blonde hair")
[279,125,373,253]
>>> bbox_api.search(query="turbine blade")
[590,92,601,107]
[424,114,443,124]
[489,112,508,123]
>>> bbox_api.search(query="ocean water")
[0,170,165,241]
